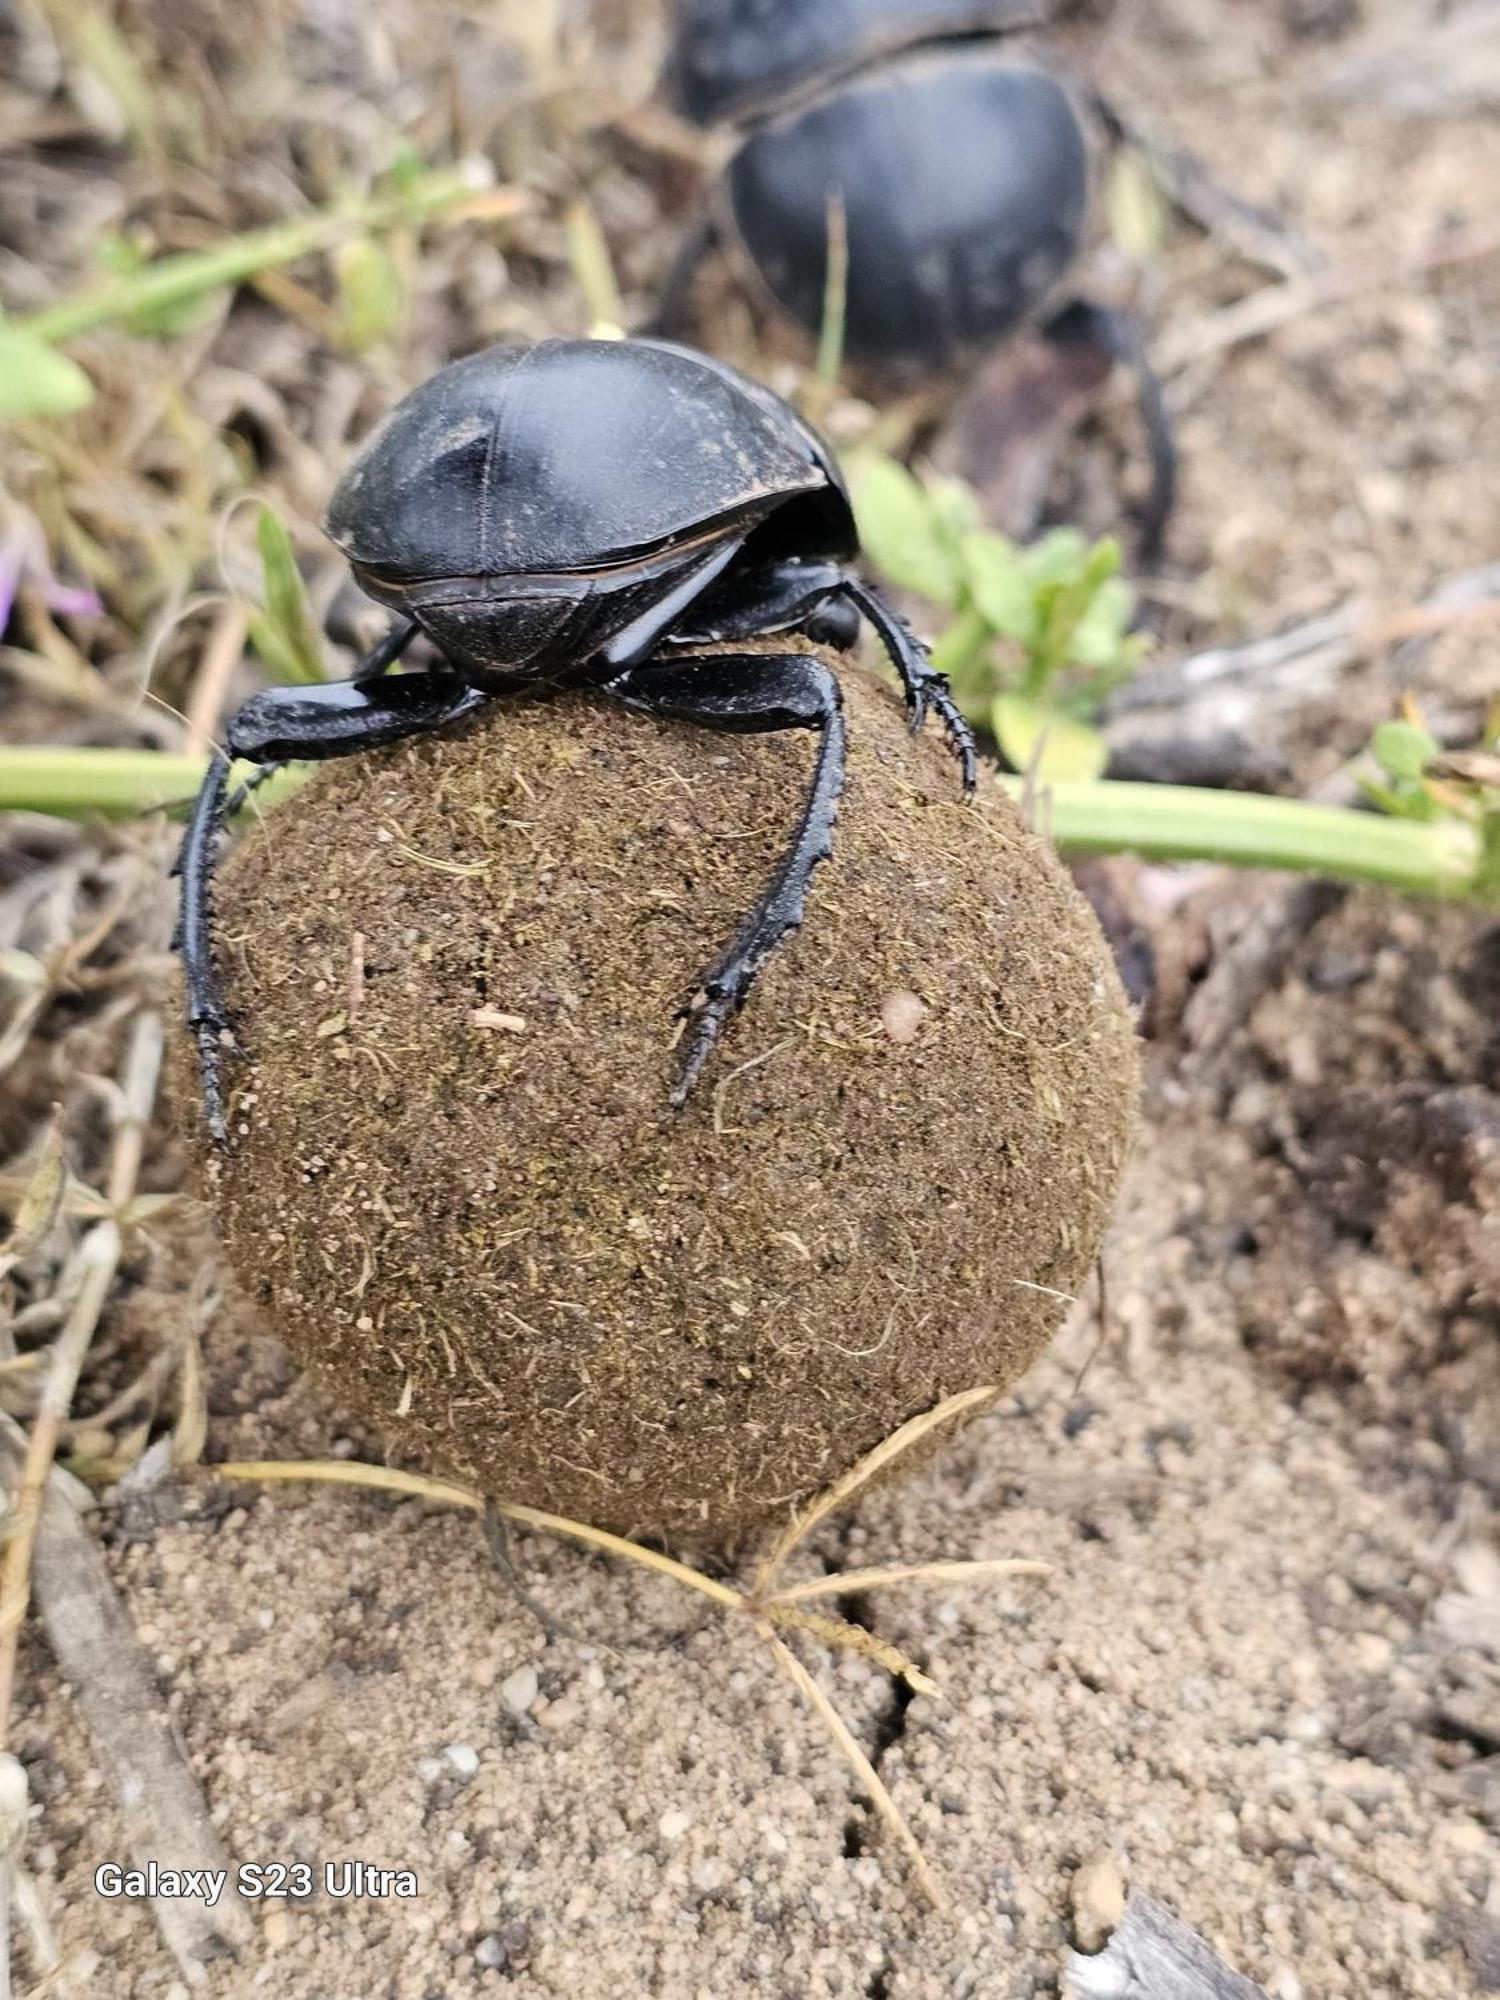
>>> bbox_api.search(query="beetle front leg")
[606,650,847,1107]
[177,660,488,1142]
[838,577,977,793]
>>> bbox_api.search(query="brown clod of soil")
[201,664,1138,1541]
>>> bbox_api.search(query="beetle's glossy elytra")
[323,339,856,687]
[667,0,1043,128]
[176,338,976,1142]
[729,54,1087,369]
[328,339,840,584]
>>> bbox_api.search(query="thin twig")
[28,1462,255,1971]
[0,1013,163,1743]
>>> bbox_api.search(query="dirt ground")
[4,0,1500,1996]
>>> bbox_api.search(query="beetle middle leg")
[605,650,846,1106]
[674,560,976,791]
[837,577,977,792]
[178,648,489,1141]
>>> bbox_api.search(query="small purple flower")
[0,504,104,635]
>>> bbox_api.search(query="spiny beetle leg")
[840,576,977,793]
[607,649,847,1106]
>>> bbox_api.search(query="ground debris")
[1065,1892,1270,2000]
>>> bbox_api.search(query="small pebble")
[444,1743,479,1779]
[500,1665,539,1716]
[658,1807,692,1841]
[1070,1850,1126,1953]
[880,989,928,1044]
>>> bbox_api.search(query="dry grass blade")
[762,1626,946,1910]
[754,1385,1003,1595]
[0,882,139,1080]
[771,1557,1052,1606]
[215,1456,480,1509]
[0,1227,118,1732]
[564,196,624,334]
[0,1112,65,1286]
[170,1323,207,1468]
[180,598,248,758]
[211,1459,745,1610]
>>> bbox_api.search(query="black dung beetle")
[177,336,976,1141]
[654,0,1175,557]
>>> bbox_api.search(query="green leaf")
[251,505,326,684]
[1371,719,1438,782]
[992,695,1110,782]
[0,330,95,420]
[1070,578,1141,672]
[928,606,994,699]
[334,236,406,351]
[1018,527,1092,590]
[846,451,962,607]
[960,532,1036,642]
[1357,773,1439,823]
[926,477,983,545]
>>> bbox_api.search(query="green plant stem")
[0,749,1488,902]
[0,749,303,818]
[999,776,1484,898]
[15,166,489,346]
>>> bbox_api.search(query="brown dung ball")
[205,663,1138,1542]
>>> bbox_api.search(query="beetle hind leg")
[606,650,846,1106]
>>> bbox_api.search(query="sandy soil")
[5,1,1500,1996]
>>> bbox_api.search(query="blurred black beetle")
[653,0,1175,559]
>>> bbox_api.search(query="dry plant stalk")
[180,598,250,759]
[218,1383,1051,1907]
[0,1012,164,1742]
